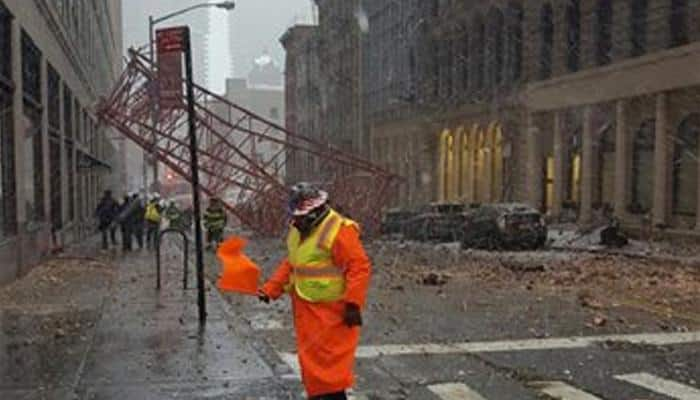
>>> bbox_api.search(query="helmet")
[288,182,328,217]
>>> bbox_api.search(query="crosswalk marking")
[279,331,700,375]
[354,331,700,358]
[428,383,488,400]
[529,381,603,400]
[615,373,700,400]
[249,315,284,330]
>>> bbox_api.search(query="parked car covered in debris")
[380,208,417,236]
[403,203,468,242]
[461,203,547,250]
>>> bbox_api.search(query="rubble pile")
[0,258,116,344]
[368,239,700,321]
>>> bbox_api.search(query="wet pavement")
[222,237,700,400]
[0,240,301,400]
[2,234,700,399]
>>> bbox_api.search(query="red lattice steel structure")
[97,48,401,236]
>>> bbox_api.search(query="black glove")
[343,302,363,327]
[257,289,270,304]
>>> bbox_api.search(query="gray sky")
[223,0,314,82]
[122,0,314,92]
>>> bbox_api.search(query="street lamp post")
[144,1,235,195]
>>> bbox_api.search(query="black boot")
[310,392,347,400]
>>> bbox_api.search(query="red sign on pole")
[156,26,187,53]
[156,27,187,109]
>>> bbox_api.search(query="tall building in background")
[121,0,210,86]
[120,0,211,192]
[228,0,312,78]
[280,25,320,185]
[0,0,123,283]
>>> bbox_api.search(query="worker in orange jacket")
[258,183,371,400]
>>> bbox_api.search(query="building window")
[0,86,15,238]
[669,0,689,47]
[22,31,44,222]
[472,14,485,90]
[568,128,582,208]
[0,4,15,238]
[48,65,62,229]
[597,125,616,209]
[595,0,614,65]
[539,3,554,80]
[629,0,648,56]
[431,39,439,98]
[461,31,470,90]
[431,0,439,17]
[566,0,581,72]
[672,114,699,216]
[488,7,505,87]
[0,3,11,83]
[507,2,523,81]
[67,142,74,221]
[630,119,655,214]
[445,39,454,98]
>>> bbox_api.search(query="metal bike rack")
[155,228,190,290]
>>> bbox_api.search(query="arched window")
[670,0,689,47]
[488,7,505,86]
[631,120,655,214]
[595,0,613,65]
[566,0,581,72]
[539,3,554,79]
[472,14,485,90]
[507,2,524,81]
[629,0,648,56]
[673,114,700,216]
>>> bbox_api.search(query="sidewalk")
[0,239,301,400]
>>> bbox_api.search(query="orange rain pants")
[261,225,371,397]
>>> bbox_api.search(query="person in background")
[164,200,183,230]
[203,197,227,250]
[95,190,119,250]
[145,193,163,250]
[117,194,133,252]
[129,193,145,250]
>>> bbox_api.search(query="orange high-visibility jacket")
[262,222,371,397]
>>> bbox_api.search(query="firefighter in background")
[258,183,371,400]
[145,193,163,250]
[204,197,227,250]
[164,200,183,230]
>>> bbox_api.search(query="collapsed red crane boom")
[97,48,401,236]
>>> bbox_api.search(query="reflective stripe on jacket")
[204,208,227,230]
[287,209,357,303]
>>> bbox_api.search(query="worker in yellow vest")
[259,183,371,400]
[145,194,162,250]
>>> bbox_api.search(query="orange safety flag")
[216,236,261,296]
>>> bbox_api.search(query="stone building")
[313,0,365,155]
[368,0,700,236]
[280,24,322,185]
[0,0,123,283]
